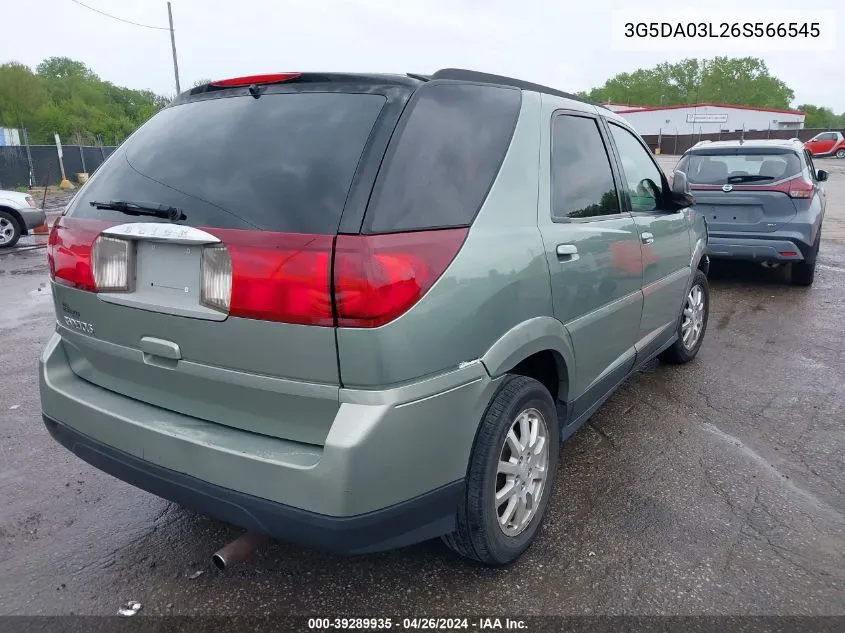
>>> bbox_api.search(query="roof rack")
[693,140,713,147]
[427,68,597,105]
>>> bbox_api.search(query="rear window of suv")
[677,150,803,185]
[66,92,387,233]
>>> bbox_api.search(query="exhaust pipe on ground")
[212,532,269,571]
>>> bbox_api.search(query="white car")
[0,189,47,248]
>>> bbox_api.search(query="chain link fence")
[0,130,117,190]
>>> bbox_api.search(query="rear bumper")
[39,332,499,553]
[43,414,463,554]
[706,234,810,262]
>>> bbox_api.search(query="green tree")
[0,62,49,129]
[698,57,793,108]
[585,57,794,109]
[0,57,167,145]
[797,104,841,129]
[36,56,97,81]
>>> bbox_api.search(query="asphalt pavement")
[1,159,843,617]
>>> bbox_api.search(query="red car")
[804,131,845,158]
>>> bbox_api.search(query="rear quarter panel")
[791,193,825,248]
[336,91,554,389]
[690,205,708,271]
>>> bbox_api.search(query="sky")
[2,0,843,111]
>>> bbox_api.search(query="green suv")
[39,69,710,565]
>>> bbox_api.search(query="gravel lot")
[1,157,843,620]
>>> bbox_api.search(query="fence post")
[41,164,52,209]
[22,127,35,188]
[79,145,87,174]
[54,133,71,188]
[673,132,678,154]
[97,134,106,161]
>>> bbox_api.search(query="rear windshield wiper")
[89,200,185,221]
[726,175,775,184]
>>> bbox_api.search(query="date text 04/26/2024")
[307,618,527,630]
[623,22,820,38]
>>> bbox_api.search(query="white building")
[0,127,21,146]
[601,103,805,136]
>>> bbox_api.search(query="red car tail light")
[334,228,468,328]
[47,218,119,292]
[48,219,467,329]
[771,176,815,199]
[203,229,334,326]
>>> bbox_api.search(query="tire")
[442,375,559,566]
[0,210,22,248]
[836,148,845,159]
[659,269,710,365]
[791,231,820,287]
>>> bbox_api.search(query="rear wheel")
[443,375,559,565]
[836,148,845,159]
[791,231,820,287]
[659,269,710,365]
[0,210,21,248]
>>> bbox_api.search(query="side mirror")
[671,170,690,195]
[667,170,695,211]
[817,170,829,182]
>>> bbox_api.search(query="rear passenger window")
[363,83,521,234]
[551,115,620,220]
[805,150,817,181]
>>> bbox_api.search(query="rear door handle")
[640,232,654,244]
[557,244,578,261]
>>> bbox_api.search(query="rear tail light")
[47,218,114,292]
[92,236,133,292]
[200,245,233,313]
[771,176,814,199]
[203,229,334,326]
[49,219,466,328]
[334,228,468,328]
[786,183,813,199]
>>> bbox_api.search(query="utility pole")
[167,2,181,94]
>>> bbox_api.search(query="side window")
[363,83,521,234]
[608,123,663,213]
[551,115,620,220]
[805,150,818,181]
